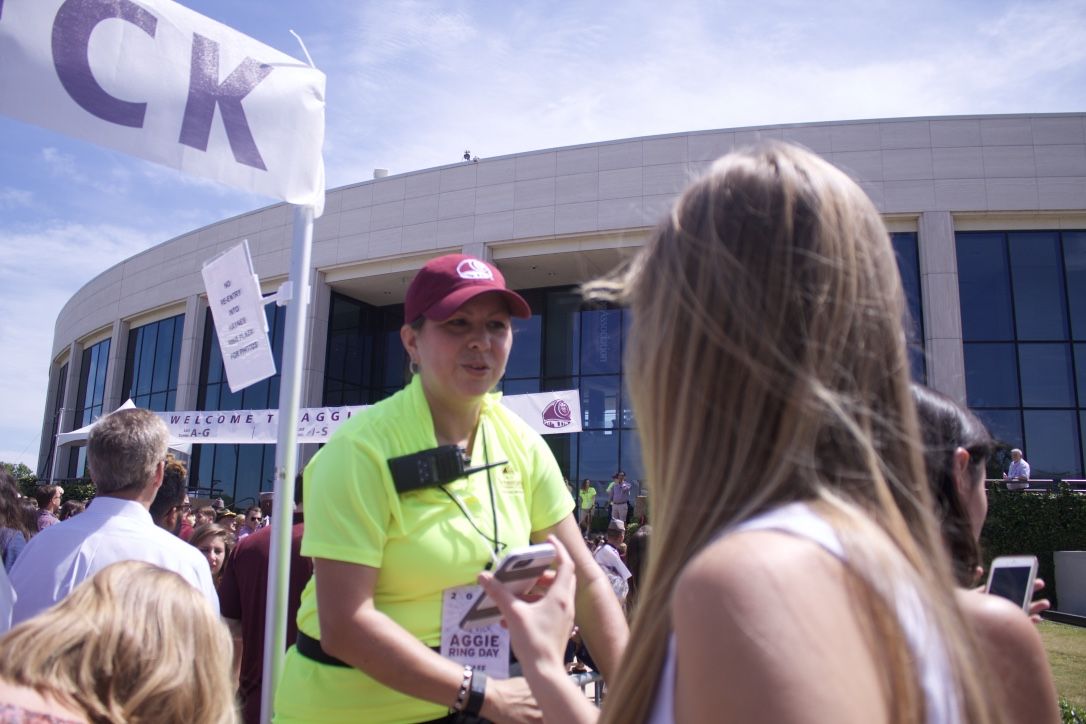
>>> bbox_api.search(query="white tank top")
[646,502,960,724]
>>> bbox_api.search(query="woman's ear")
[952,447,973,503]
[400,324,418,366]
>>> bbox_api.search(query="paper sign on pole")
[0,0,326,208]
[201,241,276,392]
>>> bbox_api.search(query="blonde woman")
[481,143,1004,723]
[0,560,236,723]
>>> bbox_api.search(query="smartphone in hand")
[459,543,556,629]
[985,555,1039,613]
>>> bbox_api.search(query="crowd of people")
[0,142,1063,723]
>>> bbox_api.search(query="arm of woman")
[478,536,598,724]
[957,589,1060,724]
[532,515,628,682]
[315,558,542,723]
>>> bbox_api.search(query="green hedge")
[980,483,1086,610]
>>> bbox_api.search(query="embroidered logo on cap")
[456,259,494,280]
[541,399,573,429]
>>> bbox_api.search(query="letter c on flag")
[52,0,157,128]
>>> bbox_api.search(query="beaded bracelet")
[450,665,473,713]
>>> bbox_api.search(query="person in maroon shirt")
[218,476,311,724]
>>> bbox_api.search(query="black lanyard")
[439,420,504,568]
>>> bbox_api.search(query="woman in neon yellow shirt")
[275,254,627,724]
[577,479,596,534]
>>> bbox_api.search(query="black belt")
[296,631,351,667]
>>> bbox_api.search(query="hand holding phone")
[985,555,1039,613]
[459,543,556,629]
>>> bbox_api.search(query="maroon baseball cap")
[404,254,531,323]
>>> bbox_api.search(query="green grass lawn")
[1038,621,1086,709]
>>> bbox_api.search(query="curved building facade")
[39,113,1086,505]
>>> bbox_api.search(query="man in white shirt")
[1003,448,1031,491]
[9,409,217,625]
[594,519,632,604]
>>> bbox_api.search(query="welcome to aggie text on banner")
[0,0,325,206]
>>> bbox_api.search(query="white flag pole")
[260,204,314,723]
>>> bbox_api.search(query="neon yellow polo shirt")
[579,487,596,510]
[275,376,572,724]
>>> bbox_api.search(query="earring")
[409,360,420,375]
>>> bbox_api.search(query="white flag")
[0,0,325,207]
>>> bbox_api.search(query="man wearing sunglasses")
[237,506,264,541]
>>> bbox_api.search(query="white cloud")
[0,187,33,209]
[0,221,154,470]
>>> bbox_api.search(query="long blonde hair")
[0,561,236,724]
[589,143,997,723]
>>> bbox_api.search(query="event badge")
[440,584,510,679]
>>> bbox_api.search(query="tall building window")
[323,294,406,406]
[121,314,184,411]
[957,230,1086,479]
[42,362,68,480]
[891,232,926,382]
[191,304,285,506]
[67,339,111,478]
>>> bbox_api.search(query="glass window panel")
[621,376,637,428]
[204,314,223,385]
[891,233,924,346]
[1064,232,1086,340]
[620,428,645,485]
[1018,344,1074,407]
[149,391,167,411]
[136,323,158,396]
[1076,344,1086,407]
[964,343,1019,407]
[544,433,578,484]
[1008,232,1068,340]
[169,316,184,392]
[1023,410,1081,479]
[578,430,619,485]
[382,306,406,390]
[544,290,581,378]
[236,444,268,501]
[92,340,110,405]
[211,445,238,498]
[123,329,140,398]
[956,233,1014,341]
[151,322,174,394]
[195,444,215,493]
[580,308,621,375]
[973,407,1023,450]
[580,375,620,429]
[502,378,540,395]
[506,314,542,379]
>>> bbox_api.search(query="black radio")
[388,445,505,494]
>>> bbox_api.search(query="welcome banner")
[0,0,325,206]
[57,390,584,447]
[159,389,583,443]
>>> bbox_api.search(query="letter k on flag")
[0,0,325,208]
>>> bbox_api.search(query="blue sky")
[2,0,1085,469]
